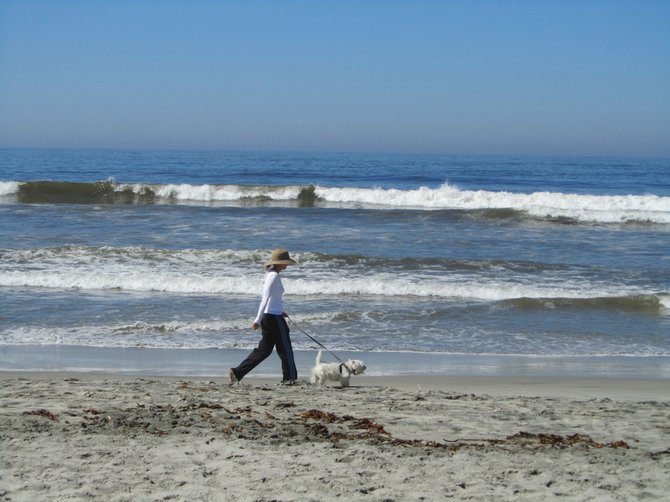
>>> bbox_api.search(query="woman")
[228,249,299,385]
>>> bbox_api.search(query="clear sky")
[1,0,669,156]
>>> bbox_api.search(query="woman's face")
[274,264,288,272]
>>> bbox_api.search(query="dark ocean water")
[1,149,669,376]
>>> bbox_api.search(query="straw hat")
[264,249,298,268]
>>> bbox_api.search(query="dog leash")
[285,314,345,364]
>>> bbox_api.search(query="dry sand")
[1,373,669,501]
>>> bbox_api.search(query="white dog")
[310,350,366,387]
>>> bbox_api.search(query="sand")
[1,373,669,501]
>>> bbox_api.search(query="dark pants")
[231,314,298,382]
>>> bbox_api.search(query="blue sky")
[1,1,668,156]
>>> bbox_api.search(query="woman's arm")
[252,271,277,327]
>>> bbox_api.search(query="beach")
[2,151,669,500]
[2,372,669,501]
[2,0,670,498]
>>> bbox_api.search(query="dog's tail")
[315,350,323,365]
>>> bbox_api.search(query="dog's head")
[346,360,366,375]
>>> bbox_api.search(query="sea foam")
[1,246,665,312]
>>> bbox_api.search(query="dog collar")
[339,363,353,375]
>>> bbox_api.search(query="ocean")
[1,149,669,378]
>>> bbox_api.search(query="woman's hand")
[251,322,260,330]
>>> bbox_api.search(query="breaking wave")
[1,179,669,224]
[1,246,667,314]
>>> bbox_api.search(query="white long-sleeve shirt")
[253,270,285,324]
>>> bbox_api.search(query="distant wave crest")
[1,179,669,223]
